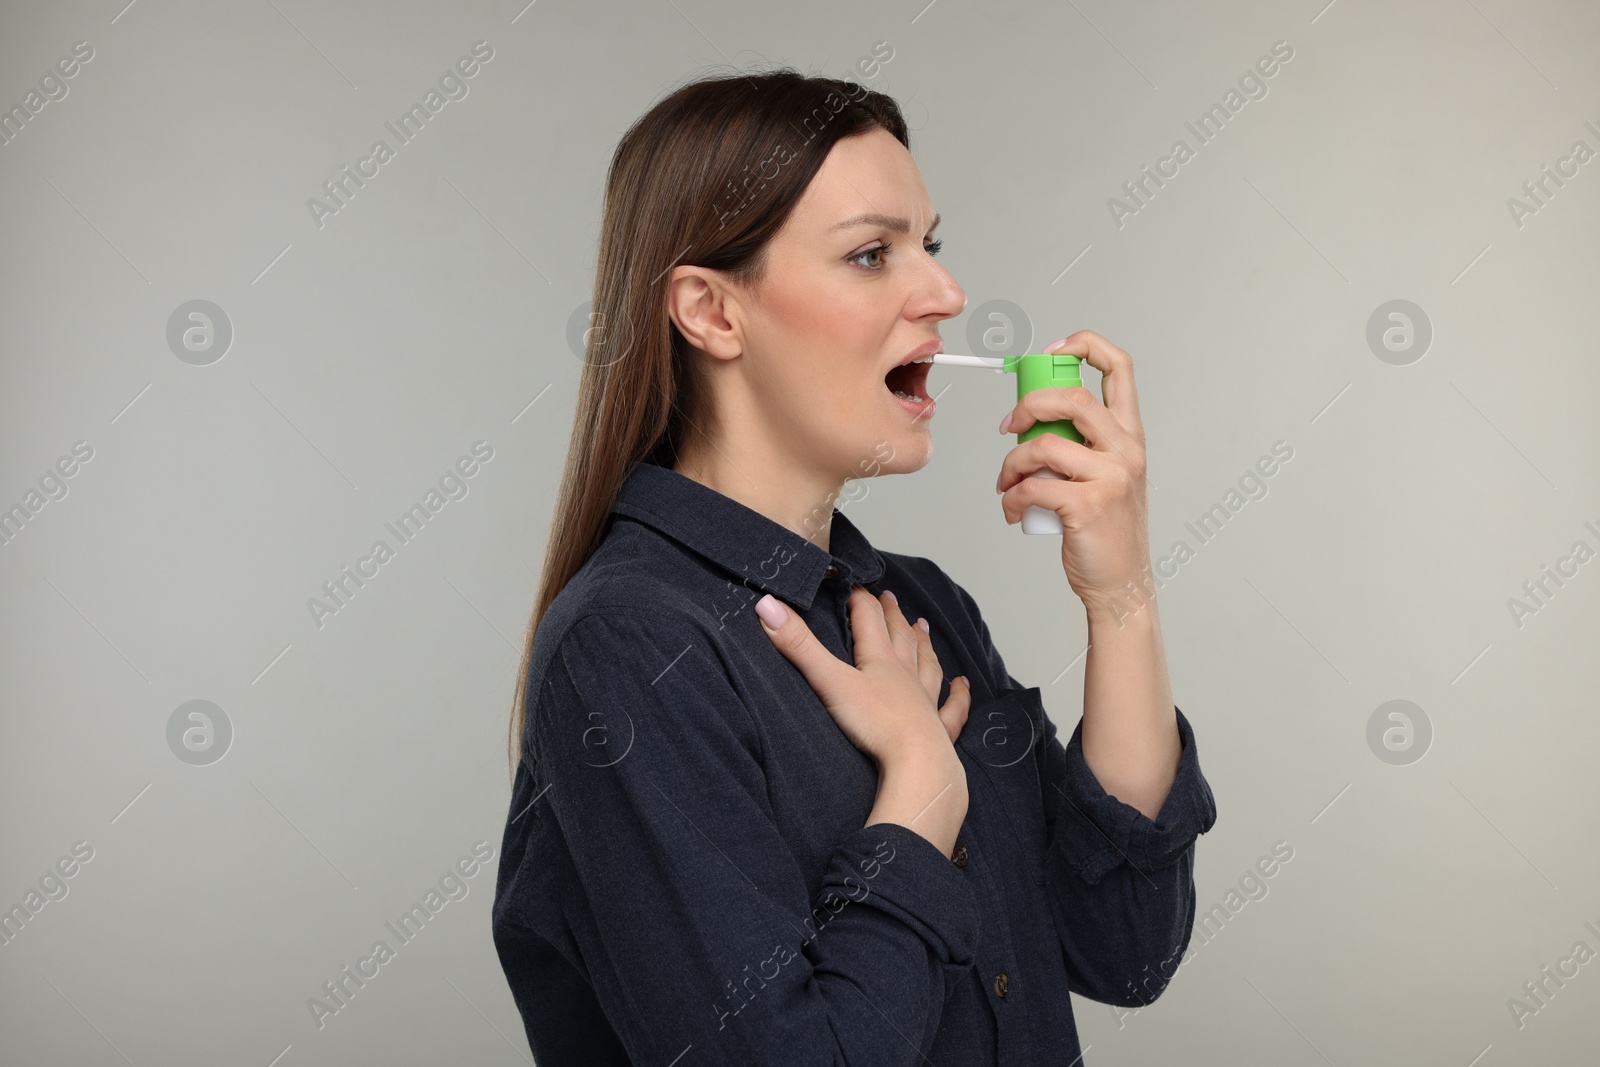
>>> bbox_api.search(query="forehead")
[788,128,936,234]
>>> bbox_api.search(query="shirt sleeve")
[948,578,1218,1008]
[508,607,981,1066]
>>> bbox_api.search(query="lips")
[893,340,944,370]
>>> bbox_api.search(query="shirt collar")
[610,460,886,611]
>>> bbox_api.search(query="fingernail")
[998,411,1013,434]
[955,675,968,686]
[882,589,897,605]
[1042,338,1067,353]
[916,617,930,633]
[995,471,1004,494]
[755,594,788,629]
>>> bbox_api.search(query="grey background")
[2,0,1597,1063]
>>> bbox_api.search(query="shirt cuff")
[819,821,980,966]
[1055,705,1217,885]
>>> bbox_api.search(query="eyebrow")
[830,211,941,235]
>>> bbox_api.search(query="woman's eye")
[849,243,889,269]
[849,238,943,270]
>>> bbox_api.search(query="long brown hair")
[507,67,910,777]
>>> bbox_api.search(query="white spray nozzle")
[916,353,1007,370]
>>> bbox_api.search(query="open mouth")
[884,359,933,405]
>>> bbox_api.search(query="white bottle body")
[1021,468,1064,535]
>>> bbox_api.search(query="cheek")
[762,271,883,359]
[751,275,898,420]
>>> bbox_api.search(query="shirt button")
[951,843,969,868]
[994,972,1010,998]
[824,563,839,578]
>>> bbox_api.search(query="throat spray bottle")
[919,351,1085,535]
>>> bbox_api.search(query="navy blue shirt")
[492,459,1217,1065]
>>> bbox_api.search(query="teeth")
[891,389,924,402]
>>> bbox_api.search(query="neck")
[672,439,845,554]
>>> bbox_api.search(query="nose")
[914,256,966,324]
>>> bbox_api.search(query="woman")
[491,67,1217,1066]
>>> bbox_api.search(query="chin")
[869,431,933,476]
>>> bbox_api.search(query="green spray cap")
[1001,353,1084,446]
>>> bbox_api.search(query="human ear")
[666,265,745,362]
